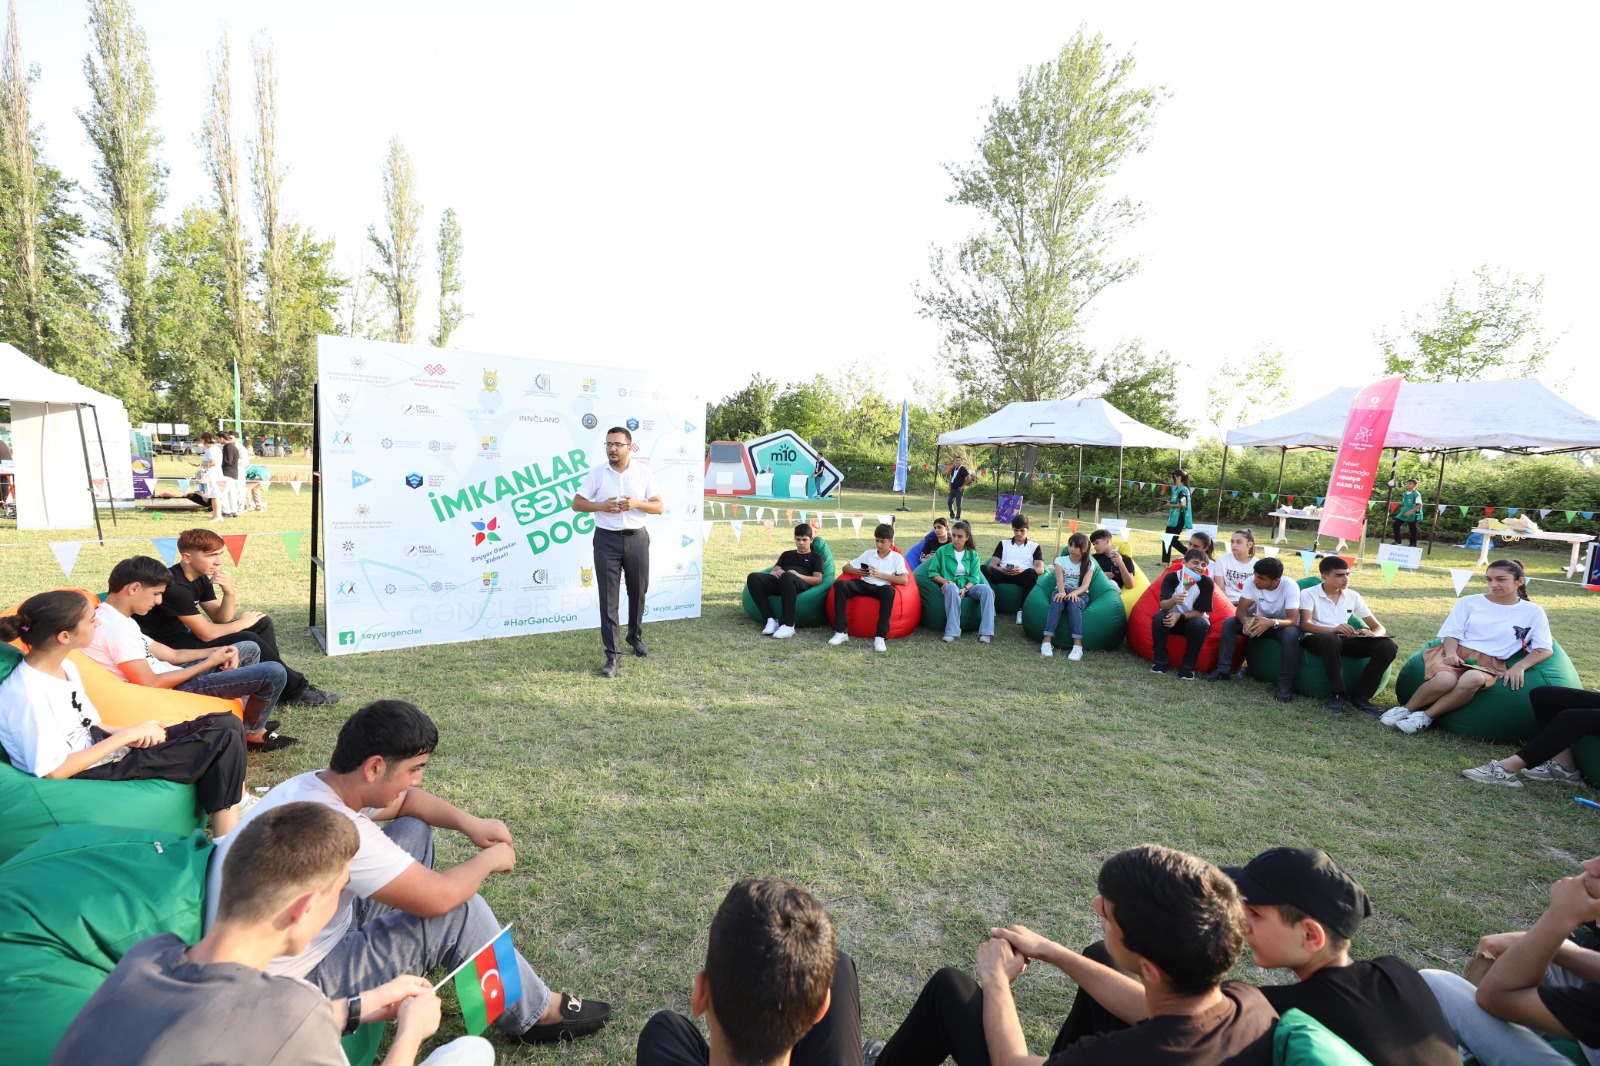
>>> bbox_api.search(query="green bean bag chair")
[741,536,837,629]
[0,824,383,1066]
[1395,637,1585,747]
[914,558,990,633]
[1244,576,1395,699]
[991,580,1030,621]
[1020,565,1127,651]
[0,645,204,866]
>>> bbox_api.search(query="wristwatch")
[344,995,362,1035]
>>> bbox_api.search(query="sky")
[14,1,1599,432]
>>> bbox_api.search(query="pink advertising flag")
[1318,376,1403,542]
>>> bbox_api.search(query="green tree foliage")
[431,207,465,347]
[1090,340,1189,438]
[1380,266,1556,382]
[250,34,287,383]
[150,205,236,427]
[201,32,253,404]
[919,30,1162,405]
[259,222,341,426]
[0,1,117,398]
[78,0,166,389]
[368,136,421,344]
[1204,345,1290,439]
[706,374,778,442]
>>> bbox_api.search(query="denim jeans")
[1043,596,1085,641]
[1420,968,1584,1065]
[173,640,286,730]
[306,817,554,1035]
[942,583,993,638]
[1216,617,1302,693]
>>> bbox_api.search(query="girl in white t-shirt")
[195,432,226,522]
[1209,530,1258,606]
[0,590,251,834]
[1384,559,1555,735]
[1041,533,1094,661]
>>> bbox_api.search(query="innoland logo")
[581,414,598,429]
[424,363,446,376]
[352,471,372,489]
[471,517,502,546]
[404,473,424,489]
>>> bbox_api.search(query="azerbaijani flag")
[451,925,522,1034]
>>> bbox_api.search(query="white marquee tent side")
[1,342,134,535]
[935,398,1192,518]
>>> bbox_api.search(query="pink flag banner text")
[1318,376,1403,542]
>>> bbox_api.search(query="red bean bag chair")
[1126,560,1237,674]
[824,551,921,639]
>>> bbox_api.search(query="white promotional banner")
[317,337,705,655]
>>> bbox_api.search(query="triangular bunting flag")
[50,541,82,579]
[1388,502,1399,513]
[221,535,248,566]
[763,520,775,537]
[1458,505,1468,516]
[151,537,180,566]
[877,514,892,526]
[141,478,156,495]
[1230,491,1239,498]
[1316,497,1325,506]
[1566,510,1577,521]
[1286,496,1294,504]
[1262,545,1279,558]
[702,521,714,543]
[799,510,808,525]
[279,531,304,563]
[290,481,302,495]
[835,512,844,528]
[1299,550,1316,575]
[851,516,863,535]
[1484,506,1495,517]
[785,509,794,522]
[1252,492,1260,500]
[1584,512,1597,521]
[178,478,192,494]
[1379,562,1399,586]
[1069,520,1079,534]
[1540,509,1552,519]
[1437,504,1447,515]
[1507,508,1519,517]
[1450,569,1473,596]
[730,520,743,542]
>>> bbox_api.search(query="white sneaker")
[773,625,795,639]
[762,618,779,636]
[1522,760,1584,785]
[979,635,991,644]
[942,634,957,643]
[237,791,261,814]
[1041,642,1054,657]
[828,632,850,646]
[873,637,887,652]
[1462,761,1523,787]
[1067,646,1083,662]
[1379,705,1411,727]
[1396,710,1434,734]
[1015,611,1023,624]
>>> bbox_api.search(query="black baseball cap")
[1221,847,1372,941]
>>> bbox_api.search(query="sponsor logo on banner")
[617,387,628,397]
[581,567,594,587]
[338,630,357,646]
[403,402,441,419]
[581,378,598,393]
[403,544,439,558]
[481,571,500,590]
[337,581,358,600]
[581,413,597,429]
[478,436,500,458]
[427,474,446,488]
[428,439,457,454]
[413,362,460,391]
[382,436,424,450]
[523,373,555,398]
[330,506,393,531]
[519,414,560,424]
[352,471,372,488]
[626,417,640,431]
[329,431,355,451]
[470,517,503,546]
[404,473,424,489]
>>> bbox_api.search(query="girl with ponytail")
[1,591,251,835]
[1384,558,1555,736]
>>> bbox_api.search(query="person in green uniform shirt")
[1393,478,1422,547]
[1162,469,1193,564]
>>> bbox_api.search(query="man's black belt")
[598,527,638,536]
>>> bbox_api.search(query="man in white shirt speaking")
[573,426,664,678]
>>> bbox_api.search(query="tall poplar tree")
[431,207,465,347]
[201,31,251,407]
[367,136,421,343]
[78,0,166,388]
[0,0,41,353]
[250,35,285,374]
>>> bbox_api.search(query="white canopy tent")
[1221,379,1600,552]
[1,342,135,536]
[935,398,1192,518]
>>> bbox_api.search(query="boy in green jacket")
[1393,479,1422,547]
[926,520,994,644]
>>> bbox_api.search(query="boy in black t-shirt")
[1090,529,1138,590]
[746,524,825,639]
[1223,847,1461,1066]
[873,844,1276,1066]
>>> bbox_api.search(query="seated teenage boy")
[873,843,1275,1066]
[1150,548,1215,680]
[1296,555,1397,716]
[1206,556,1301,701]
[1420,855,1600,1066]
[747,524,825,639]
[52,801,492,1066]
[829,523,907,653]
[86,555,295,749]
[135,527,339,706]
[205,699,611,1045]
[981,514,1045,623]
[637,877,861,1066]
[1090,529,1138,591]
[1223,846,1460,1066]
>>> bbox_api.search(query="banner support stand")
[308,382,325,650]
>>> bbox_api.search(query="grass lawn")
[3,481,1598,1064]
